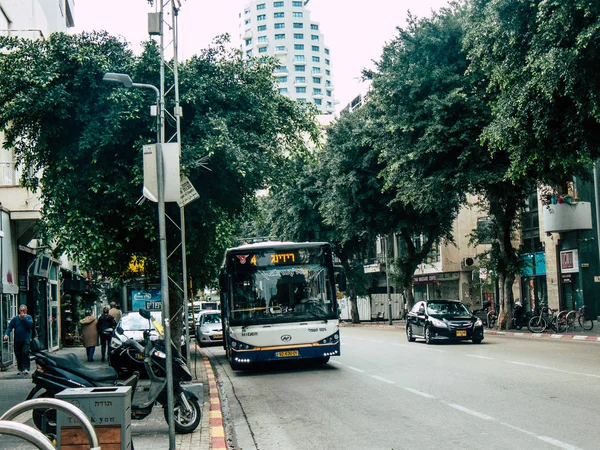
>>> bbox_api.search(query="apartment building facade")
[239,0,336,114]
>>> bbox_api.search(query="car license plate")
[456,330,467,337]
[214,334,222,339]
[276,350,299,358]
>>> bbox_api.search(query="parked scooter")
[27,308,201,435]
[511,301,531,330]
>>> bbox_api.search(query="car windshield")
[203,314,221,324]
[120,312,162,331]
[427,302,469,316]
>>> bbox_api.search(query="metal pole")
[158,2,175,446]
[593,162,600,260]
[385,234,392,325]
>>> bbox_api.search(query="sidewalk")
[341,319,600,342]
[0,341,225,450]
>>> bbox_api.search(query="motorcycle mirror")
[139,308,151,320]
[117,325,124,334]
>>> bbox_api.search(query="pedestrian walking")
[3,304,33,375]
[80,310,98,362]
[109,301,122,323]
[97,306,116,362]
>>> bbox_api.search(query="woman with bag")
[97,306,116,362]
[80,310,98,362]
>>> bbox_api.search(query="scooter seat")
[46,352,118,382]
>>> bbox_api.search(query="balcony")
[542,201,592,233]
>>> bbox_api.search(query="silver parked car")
[195,310,223,347]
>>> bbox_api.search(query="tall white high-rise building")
[239,0,335,115]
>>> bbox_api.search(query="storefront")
[520,251,547,312]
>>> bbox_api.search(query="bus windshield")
[228,263,335,326]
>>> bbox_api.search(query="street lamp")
[102,71,175,438]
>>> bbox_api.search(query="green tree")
[0,32,317,338]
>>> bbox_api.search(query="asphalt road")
[206,327,600,450]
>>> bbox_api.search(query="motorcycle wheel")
[32,391,57,436]
[164,395,201,434]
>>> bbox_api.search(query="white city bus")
[219,241,340,370]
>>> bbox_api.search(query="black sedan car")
[406,299,484,344]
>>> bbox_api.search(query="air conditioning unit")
[33,254,51,278]
[461,257,476,270]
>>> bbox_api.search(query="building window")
[293,33,304,39]
[311,24,319,30]
[292,1,302,6]
[274,65,287,72]
[311,35,319,41]
[295,76,306,83]
[275,45,286,52]
[280,87,288,94]
[326,90,332,97]
[258,25,267,31]
[259,47,267,53]
[294,55,305,61]
[274,12,284,18]
[325,59,330,65]
[295,65,306,72]
[312,67,321,74]
[313,88,322,95]
[327,101,332,108]
[275,23,285,29]
[257,14,267,21]
[297,98,307,103]
[293,22,303,28]
[293,12,303,18]
[325,48,330,55]
[245,19,251,25]
[314,98,322,105]
[275,33,285,40]
[278,76,288,83]
[311,45,319,52]
[312,77,321,84]
[257,3,266,9]
[296,86,306,93]
[245,8,250,14]
[294,44,304,50]
[246,50,253,56]
[326,69,330,76]
[312,56,320,62]
[245,38,252,45]
[274,1,284,6]
[325,80,331,87]
[258,36,267,42]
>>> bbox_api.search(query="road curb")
[203,352,227,450]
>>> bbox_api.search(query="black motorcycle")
[27,308,201,435]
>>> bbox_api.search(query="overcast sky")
[72,0,450,112]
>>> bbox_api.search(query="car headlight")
[474,318,483,327]
[430,318,447,328]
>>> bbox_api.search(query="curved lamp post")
[102,71,175,440]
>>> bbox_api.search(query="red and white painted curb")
[485,329,600,342]
[203,355,227,450]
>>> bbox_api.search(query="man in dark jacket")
[97,306,116,362]
[3,304,33,374]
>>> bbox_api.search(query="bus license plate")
[276,350,299,358]
[456,330,467,337]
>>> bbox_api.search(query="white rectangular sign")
[363,264,381,274]
[179,176,200,207]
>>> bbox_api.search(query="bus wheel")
[314,356,330,365]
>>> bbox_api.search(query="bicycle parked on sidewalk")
[564,306,594,331]
[527,307,567,333]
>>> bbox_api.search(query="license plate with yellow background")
[276,350,299,358]
[456,330,467,337]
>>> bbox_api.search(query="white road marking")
[572,336,587,340]
[445,403,495,421]
[346,366,365,373]
[536,436,584,450]
[506,360,600,379]
[370,340,385,343]
[464,354,494,360]
[329,359,343,364]
[402,387,436,399]
[369,375,395,384]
